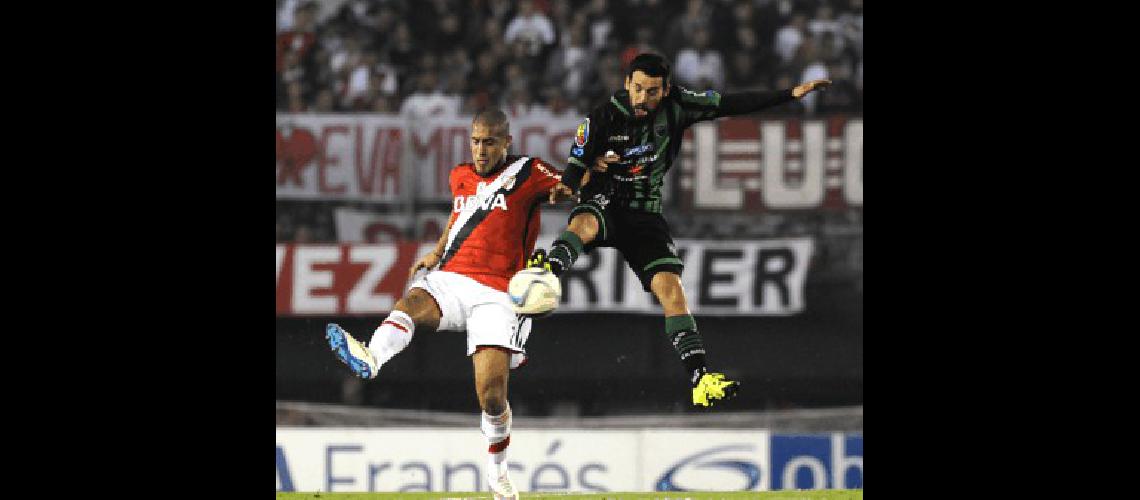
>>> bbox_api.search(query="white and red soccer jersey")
[438,155,562,292]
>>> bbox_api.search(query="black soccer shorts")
[568,195,683,292]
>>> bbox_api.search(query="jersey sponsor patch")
[575,118,590,147]
[624,143,654,157]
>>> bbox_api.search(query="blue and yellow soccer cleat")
[325,323,378,380]
[692,372,740,407]
[526,248,552,271]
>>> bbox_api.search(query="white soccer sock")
[481,403,512,473]
[367,310,414,365]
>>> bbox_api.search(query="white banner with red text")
[276,113,862,211]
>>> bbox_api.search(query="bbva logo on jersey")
[453,181,509,213]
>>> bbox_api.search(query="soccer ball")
[508,268,562,317]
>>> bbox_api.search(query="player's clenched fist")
[548,169,591,204]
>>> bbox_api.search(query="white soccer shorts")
[409,270,531,365]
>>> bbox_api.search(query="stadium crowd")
[276,0,863,117]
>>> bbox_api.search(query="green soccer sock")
[665,314,708,386]
[546,231,583,276]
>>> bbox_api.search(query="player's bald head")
[472,108,510,137]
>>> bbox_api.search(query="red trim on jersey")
[382,320,408,333]
[488,435,511,453]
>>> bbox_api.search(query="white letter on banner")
[347,246,396,313]
[693,123,743,209]
[832,433,863,489]
[293,246,340,314]
[763,122,824,208]
[844,120,863,205]
[783,456,828,490]
[276,245,286,286]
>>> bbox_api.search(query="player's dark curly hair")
[628,53,671,82]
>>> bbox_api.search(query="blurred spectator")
[583,0,615,51]
[838,0,863,60]
[504,0,555,57]
[537,86,579,120]
[544,24,594,100]
[372,6,400,47]
[666,0,713,57]
[548,0,573,30]
[808,4,845,53]
[621,25,664,69]
[276,2,318,74]
[674,28,725,90]
[503,86,536,117]
[434,11,467,52]
[726,51,763,91]
[386,22,419,70]
[314,89,336,112]
[774,14,806,64]
[286,82,306,113]
[467,50,505,103]
[399,71,461,120]
[343,51,398,111]
[439,46,473,95]
[483,0,515,26]
[277,0,300,33]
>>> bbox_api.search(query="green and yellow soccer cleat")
[526,248,552,271]
[692,372,740,407]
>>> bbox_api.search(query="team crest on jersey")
[655,123,667,136]
[501,174,516,191]
[575,118,590,147]
[629,164,645,175]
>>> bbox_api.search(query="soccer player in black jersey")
[529,53,831,407]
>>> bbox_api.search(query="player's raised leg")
[473,346,518,500]
[650,271,740,407]
[532,210,600,273]
[326,287,442,379]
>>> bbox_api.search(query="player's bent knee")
[568,213,599,243]
[396,288,442,330]
[478,384,508,415]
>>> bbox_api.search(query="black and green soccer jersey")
[563,84,796,213]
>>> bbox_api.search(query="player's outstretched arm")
[706,79,833,119]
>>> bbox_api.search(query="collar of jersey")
[472,156,515,178]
